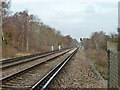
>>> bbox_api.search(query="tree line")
[82,31,118,50]
[1,0,78,58]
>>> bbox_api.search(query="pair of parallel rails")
[0,47,78,90]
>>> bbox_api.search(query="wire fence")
[108,50,119,88]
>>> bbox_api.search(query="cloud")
[12,0,118,4]
[11,0,118,41]
[85,5,96,14]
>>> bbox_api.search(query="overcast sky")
[11,0,118,41]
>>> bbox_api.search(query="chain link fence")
[107,41,120,89]
[108,50,119,88]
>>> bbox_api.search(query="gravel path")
[50,48,107,88]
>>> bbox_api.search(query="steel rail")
[30,47,79,90]
[0,47,71,65]
[0,49,71,85]
[1,49,70,70]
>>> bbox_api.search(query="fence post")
[118,29,120,88]
[118,1,120,88]
[107,49,110,88]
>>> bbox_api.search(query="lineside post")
[118,1,120,88]
[118,29,120,88]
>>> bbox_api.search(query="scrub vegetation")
[82,31,118,80]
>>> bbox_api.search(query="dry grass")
[85,49,108,80]
[2,47,32,60]
[2,46,18,58]
[2,46,48,60]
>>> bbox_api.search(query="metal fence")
[108,50,119,88]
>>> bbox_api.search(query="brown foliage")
[86,49,108,80]
[2,9,78,58]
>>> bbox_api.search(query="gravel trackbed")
[50,48,107,88]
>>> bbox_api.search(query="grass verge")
[85,49,108,80]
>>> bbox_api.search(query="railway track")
[1,48,72,78]
[0,47,71,66]
[0,47,78,90]
[0,48,71,70]
[31,47,78,90]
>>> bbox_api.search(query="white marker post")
[59,45,61,50]
[51,46,54,51]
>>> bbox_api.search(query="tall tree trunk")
[26,17,29,52]
[0,1,3,59]
[0,1,3,79]
[21,25,24,52]
[94,40,99,49]
[26,33,29,52]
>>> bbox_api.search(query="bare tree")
[2,4,78,57]
[0,1,3,59]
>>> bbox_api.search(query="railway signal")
[80,38,82,42]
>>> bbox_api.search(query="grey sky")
[11,0,118,41]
